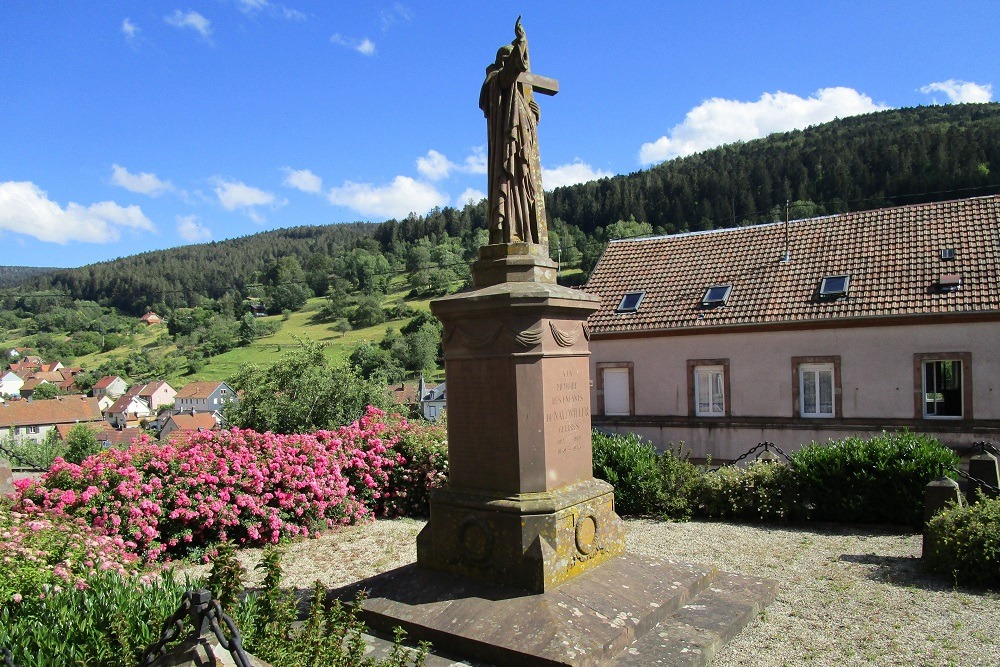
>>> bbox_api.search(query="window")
[792,357,840,418]
[819,275,850,298]
[694,366,725,416]
[938,274,962,292]
[596,362,634,416]
[429,405,437,419]
[940,248,956,260]
[27,426,40,434]
[914,353,971,420]
[923,359,963,418]
[616,291,645,313]
[701,285,732,306]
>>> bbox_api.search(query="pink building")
[585,196,1000,461]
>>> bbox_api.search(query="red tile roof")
[54,423,145,447]
[93,375,124,390]
[585,195,1000,335]
[175,381,226,400]
[0,396,104,428]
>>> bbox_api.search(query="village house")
[584,195,1000,461]
[0,370,24,398]
[0,396,104,445]
[134,380,177,411]
[92,375,128,400]
[418,376,446,422]
[173,381,236,415]
[139,311,163,325]
[105,390,153,430]
[159,412,218,442]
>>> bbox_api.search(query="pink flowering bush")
[0,505,142,607]
[376,415,449,517]
[14,406,408,561]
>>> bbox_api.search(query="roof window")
[939,274,962,292]
[940,248,956,260]
[819,275,850,298]
[616,291,645,313]
[701,285,732,307]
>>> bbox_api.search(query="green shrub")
[0,570,192,667]
[925,494,1000,588]
[591,431,698,519]
[790,431,958,526]
[693,461,800,521]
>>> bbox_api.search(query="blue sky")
[1,2,996,268]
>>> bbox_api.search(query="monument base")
[337,553,778,667]
[417,478,626,593]
[473,243,557,287]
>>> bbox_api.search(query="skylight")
[939,274,962,292]
[617,291,645,313]
[940,248,956,260]
[819,275,850,298]
[701,285,732,306]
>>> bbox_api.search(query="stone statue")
[479,17,558,250]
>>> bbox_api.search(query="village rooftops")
[585,195,1000,336]
[0,395,103,428]
[174,381,228,400]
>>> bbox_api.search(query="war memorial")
[337,19,778,666]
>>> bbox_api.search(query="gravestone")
[339,18,777,666]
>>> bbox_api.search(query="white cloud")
[122,18,139,41]
[111,164,174,197]
[331,33,375,56]
[282,167,322,193]
[380,3,413,31]
[639,87,888,165]
[456,188,485,205]
[542,160,612,189]
[237,0,268,12]
[416,150,455,181]
[164,10,212,39]
[176,214,212,242]
[236,0,306,21]
[328,176,447,219]
[463,146,487,175]
[0,181,155,244]
[212,178,283,222]
[919,79,993,104]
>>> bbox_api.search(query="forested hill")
[546,103,1000,235]
[17,102,1000,312]
[0,266,60,288]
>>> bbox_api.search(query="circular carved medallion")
[575,514,598,555]
[459,517,493,563]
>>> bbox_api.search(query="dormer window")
[819,275,850,298]
[701,285,732,307]
[616,291,645,313]
[939,274,962,292]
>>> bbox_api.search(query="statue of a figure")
[480,17,555,249]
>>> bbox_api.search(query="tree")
[224,339,392,434]
[350,296,386,328]
[263,256,313,313]
[65,424,102,464]
[350,341,406,384]
[30,383,61,400]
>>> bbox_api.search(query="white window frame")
[694,365,725,416]
[922,359,964,419]
[799,363,835,418]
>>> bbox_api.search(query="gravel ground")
[181,518,999,666]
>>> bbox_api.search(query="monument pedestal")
[339,250,776,665]
[416,255,625,592]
